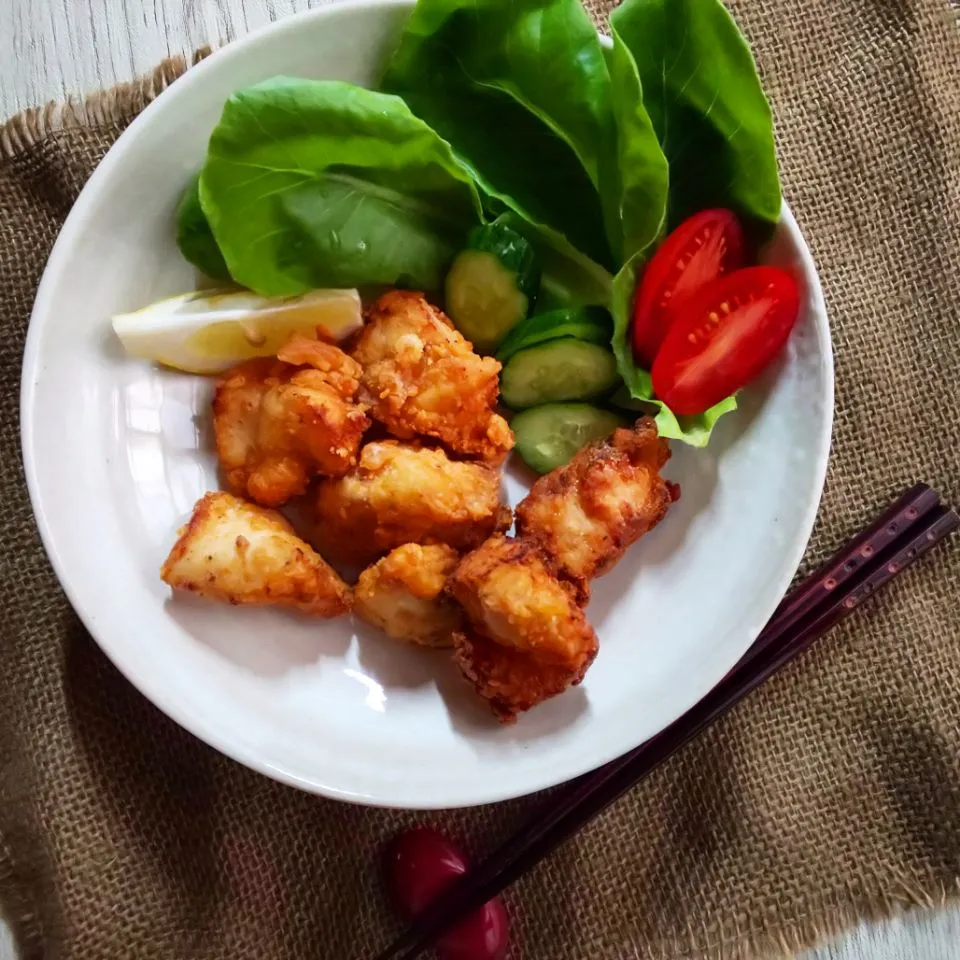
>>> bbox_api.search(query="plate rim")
[20,0,835,809]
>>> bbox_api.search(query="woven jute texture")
[2,1,960,958]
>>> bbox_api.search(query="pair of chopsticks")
[374,483,959,960]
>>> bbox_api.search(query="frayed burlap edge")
[655,878,960,959]
[0,48,211,159]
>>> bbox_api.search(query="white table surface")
[1,1,955,957]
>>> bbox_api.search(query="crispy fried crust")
[453,627,597,723]
[214,336,370,507]
[448,535,593,667]
[351,291,514,464]
[354,543,462,647]
[448,535,598,720]
[515,417,674,600]
[313,441,511,566]
[161,492,351,617]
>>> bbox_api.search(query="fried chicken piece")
[448,535,598,720]
[351,291,514,464]
[448,535,596,669]
[515,417,674,601]
[161,492,351,617]
[453,627,594,723]
[313,441,511,565]
[354,543,462,647]
[214,335,370,507]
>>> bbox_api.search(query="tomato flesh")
[632,208,745,368]
[382,828,509,960]
[651,266,801,415]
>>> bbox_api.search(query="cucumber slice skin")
[466,220,539,301]
[512,403,627,474]
[496,306,612,363]
[500,339,621,410]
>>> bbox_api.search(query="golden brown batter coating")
[352,291,514,464]
[313,441,511,566]
[515,417,674,600]
[354,543,463,647]
[448,535,598,720]
[213,336,369,508]
[161,492,351,617]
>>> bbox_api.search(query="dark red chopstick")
[726,482,943,679]
[374,485,959,960]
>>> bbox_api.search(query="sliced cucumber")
[513,404,626,474]
[496,306,612,363]
[445,220,539,352]
[500,338,620,410]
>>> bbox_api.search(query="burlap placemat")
[2,1,959,958]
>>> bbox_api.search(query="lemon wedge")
[112,288,364,374]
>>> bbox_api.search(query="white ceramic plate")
[21,0,833,809]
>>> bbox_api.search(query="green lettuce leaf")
[175,174,231,282]
[611,254,653,401]
[381,0,615,268]
[496,212,613,311]
[603,22,679,429]
[603,30,669,264]
[610,0,781,228]
[199,77,485,296]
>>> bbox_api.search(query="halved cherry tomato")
[651,266,801,416]
[632,209,745,368]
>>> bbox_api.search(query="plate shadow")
[165,595,351,678]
